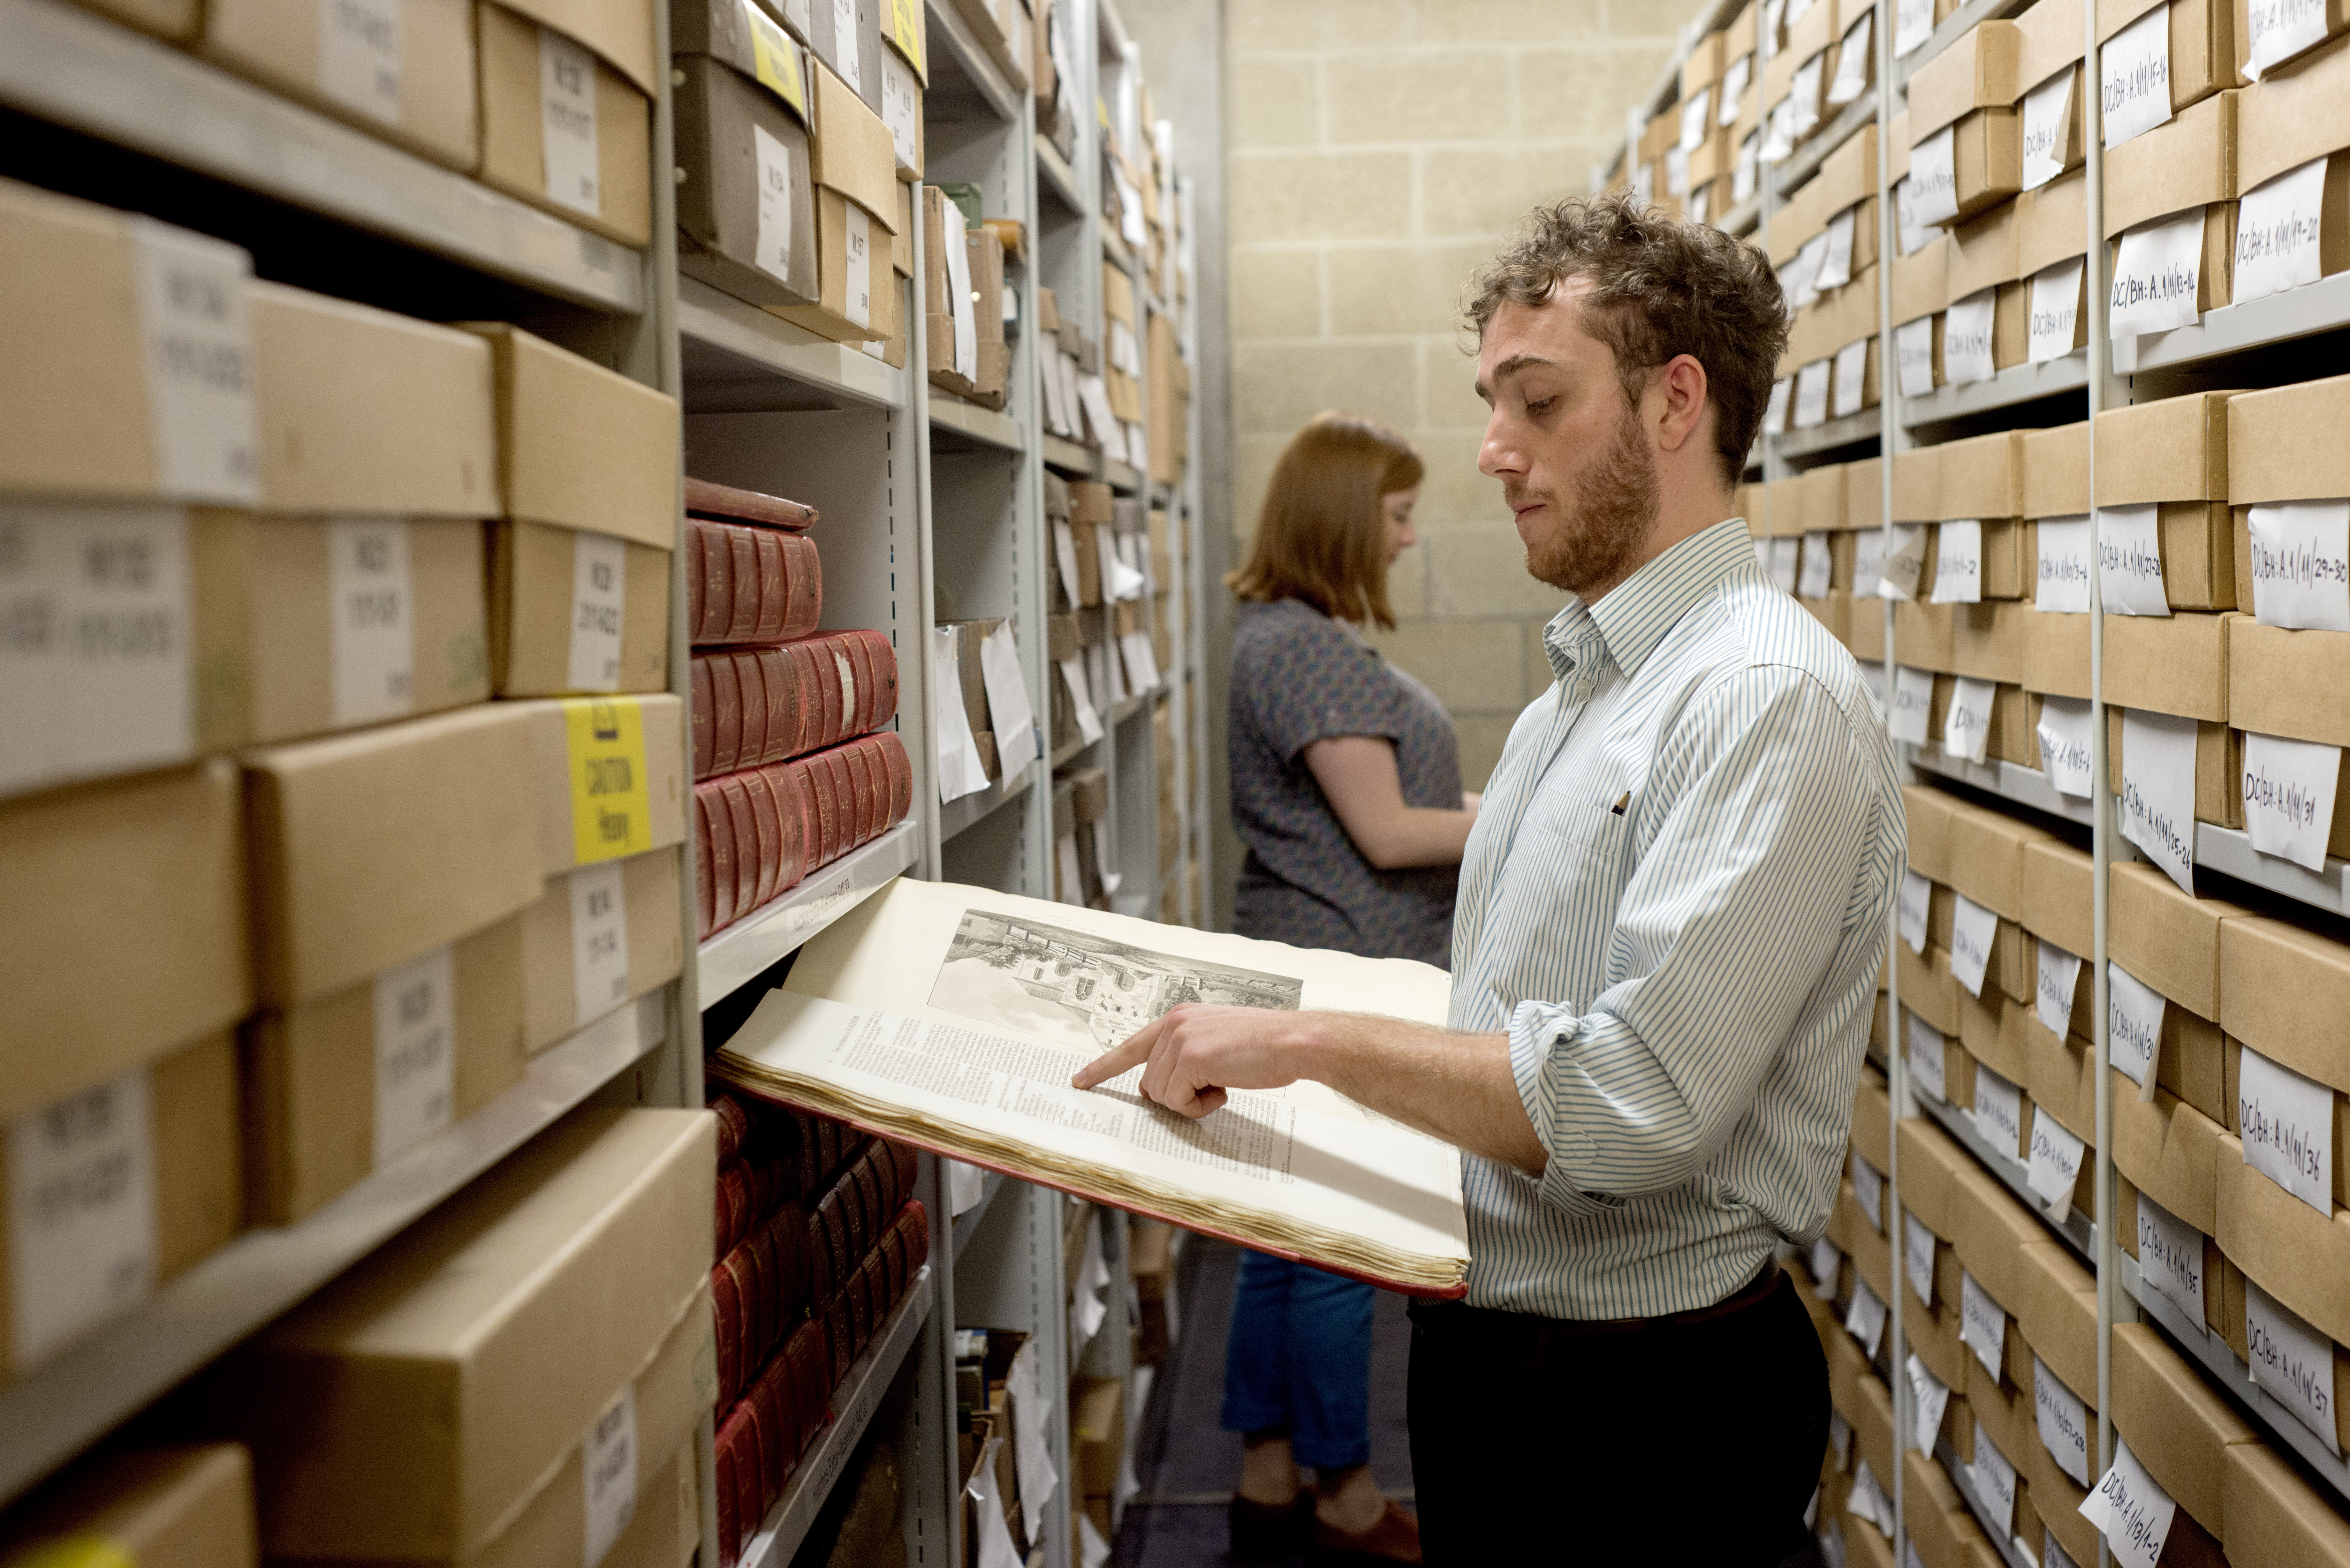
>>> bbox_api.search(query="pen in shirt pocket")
[1609,791,1630,816]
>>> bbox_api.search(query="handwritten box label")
[1908,1011,1948,1102]
[2038,696,2094,800]
[328,516,413,727]
[2036,516,2091,613]
[2102,6,2173,149]
[2135,1188,2207,1324]
[372,943,455,1163]
[1944,287,1997,384]
[1845,1276,1887,1358]
[2110,208,2207,338]
[2036,938,2084,1039]
[1896,314,1937,398]
[2241,730,2341,873]
[1904,1211,1938,1307]
[2079,1439,2177,1567]
[2021,68,2073,190]
[2235,156,2328,304]
[7,1066,157,1369]
[2238,1042,2334,1214]
[2245,1277,2342,1455]
[538,27,601,217]
[2106,960,2167,1086]
[1944,675,1995,765]
[1961,1270,2007,1377]
[2029,258,2084,362]
[2119,707,2198,896]
[2027,1104,2086,1220]
[1891,664,1934,745]
[1949,893,1997,997]
[1974,1063,2024,1158]
[1972,1421,2018,1531]
[1910,124,1959,227]
[2246,499,2350,631]
[2035,1353,2092,1485]
[1899,868,1932,953]
[1850,1150,1884,1231]
[1931,520,1984,604]
[2096,504,2170,615]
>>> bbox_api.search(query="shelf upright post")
[1015,86,1056,902]
[911,163,947,878]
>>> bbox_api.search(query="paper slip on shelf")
[709,878,1469,1295]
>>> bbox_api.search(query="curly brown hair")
[1466,193,1788,487]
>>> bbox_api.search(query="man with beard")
[1073,193,1902,1565]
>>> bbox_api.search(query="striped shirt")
[1449,517,1902,1319]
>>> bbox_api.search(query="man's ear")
[1650,354,1710,454]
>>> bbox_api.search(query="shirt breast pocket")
[1529,784,1635,855]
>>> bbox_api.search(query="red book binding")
[686,476,819,532]
[688,518,822,646]
[692,732,915,938]
[689,631,898,780]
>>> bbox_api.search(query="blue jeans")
[1220,1251,1374,1471]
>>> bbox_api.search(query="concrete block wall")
[1225,0,1708,786]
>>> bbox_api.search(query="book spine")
[688,631,900,779]
[687,519,827,647]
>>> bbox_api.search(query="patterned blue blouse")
[1227,597,1463,970]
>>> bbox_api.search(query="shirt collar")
[1541,517,1758,682]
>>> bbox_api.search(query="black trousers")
[1406,1266,1829,1566]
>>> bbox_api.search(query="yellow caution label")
[1096,95,1111,131]
[741,0,808,121]
[889,0,925,80]
[12,1540,134,1568]
[564,697,653,865]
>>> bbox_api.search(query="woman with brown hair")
[1217,411,1474,1564]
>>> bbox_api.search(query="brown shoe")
[1312,1497,1421,1563]
[1230,1491,1315,1563]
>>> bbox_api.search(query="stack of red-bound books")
[707,1088,930,1566]
[686,478,914,940]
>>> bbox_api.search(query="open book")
[710,878,1470,1295]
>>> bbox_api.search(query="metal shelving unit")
[694,823,923,1010]
[1914,1089,2096,1261]
[1777,406,1884,462]
[2195,822,2350,919]
[1901,353,2088,428]
[1935,1437,2037,1568]
[1906,744,2094,828]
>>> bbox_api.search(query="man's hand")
[1070,1005,1317,1119]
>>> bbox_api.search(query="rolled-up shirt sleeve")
[1507,666,1874,1212]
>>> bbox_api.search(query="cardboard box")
[519,693,689,877]
[2015,166,2087,274]
[1949,1159,2046,1309]
[2109,859,2243,1021]
[243,704,544,1006]
[491,520,669,695]
[463,324,678,551]
[1893,444,1943,522]
[2021,421,2089,520]
[1896,599,1955,670]
[2096,0,2236,113]
[243,914,526,1223]
[252,283,498,516]
[1845,457,1884,531]
[2104,89,2238,235]
[1907,784,1961,883]
[499,0,657,93]
[808,0,885,114]
[0,760,250,1119]
[2018,0,2087,91]
[1947,800,2056,921]
[216,1109,714,1563]
[2115,1086,2227,1239]
[2228,370,2350,504]
[519,848,682,1051]
[1948,198,2021,299]
[2221,1440,2350,1567]
[201,0,476,168]
[1898,941,1963,1035]
[477,0,653,246]
[925,186,1008,404]
[2236,29,2350,191]
[2100,609,2235,720]
[2216,1140,2350,1353]
[0,1031,242,1376]
[2229,619,2350,750]
[674,53,819,308]
[771,63,901,343]
[2020,838,2093,957]
[1939,431,2026,521]
[0,1447,255,1568]
[2221,914,2350,1095]
[1914,20,2022,132]
[1951,600,2028,678]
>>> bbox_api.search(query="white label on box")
[830,0,861,93]
[1786,233,1825,310]
[2246,1277,2343,1454]
[2235,157,2329,304]
[1895,0,1935,57]
[2239,1043,2334,1214]
[537,27,601,217]
[1974,1062,2024,1157]
[2102,7,2173,148]
[1908,1011,1949,1103]
[1734,129,1760,202]
[1898,867,1931,954]
[1833,337,1871,419]
[1852,1458,1894,1539]
[1884,523,1930,600]
[881,50,919,168]
[2035,515,2092,612]
[1818,207,1857,291]
[1961,1270,2006,1377]
[1720,55,1749,124]
[2021,68,2073,190]
[1006,1337,1060,1539]
[2046,1537,2081,1568]
[1903,1212,1937,1307]
[2027,1105,2085,1219]
[317,0,402,124]
[2107,961,2167,1086]
[1854,527,1887,599]
[566,529,626,693]
[1120,629,1161,693]
[1058,654,1102,745]
[7,1066,157,1370]
[2247,499,2350,630]
[750,123,796,284]
[1895,314,1938,398]
[0,503,195,796]
[1687,184,1711,226]
[2029,258,2084,362]
[1829,1410,1852,1470]
[946,1157,985,1217]
[2119,708,2199,896]
[1800,531,1834,598]
[1679,90,1711,153]
[843,201,873,328]
[2242,730,2341,872]
[1845,1276,1887,1358]
[2038,696,2095,800]
[2079,1438,2177,1566]
[932,628,990,804]
[1945,675,1995,765]
[1764,375,1792,435]
[1944,288,1997,385]
[1973,1423,2020,1531]
[1931,520,1984,604]
[2097,504,2171,616]
[568,860,630,1026]
[1665,145,1691,201]
[1909,125,1960,228]
[1828,12,1871,105]
[127,219,259,504]
[582,1383,638,1568]
[2248,0,2333,74]
[1767,536,1802,594]
[1891,664,1934,745]
[2036,938,2085,1039]
[1791,54,1825,136]
[1089,817,1121,898]
[942,200,977,380]
[1906,1352,1949,1451]
[979,622,1039,777]
[2110,208,2206,337]
[1794,358,1831,429]
[1051,519,1082,605]
[1851,1150,1884,1231]
[2136,1188,2208,1323]
[372,942,455,1164]
[2035,1354,2093,1486]
[1809,1235,1842,1297]
[1054,832,1084,906]
[327,516,413,726]
[1949,893,1997,997]
[1896,174,1932,256]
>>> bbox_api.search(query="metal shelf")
[1774,406,1882,461]
[922,0,1019,123]
[1902,354,2088,429]
[696,822,922,1010]
[1103,457,1143,492]
[1037,139,1082,215]
[951,1170,1008,1259]
[940,757,1037,843]
[1906,744,2093,828]
[1103,226,1136,274]
[737,1265,936,1568]
[2114,271,2350,374]
[1050,733,1095,769]
[0,0,645,313]
[2195,821,2350,919]
[678,278,908,413]
[1770,96,1877,195]
[928,389,1025,452]
[1043,433,1097,475]
[0,993,668,1505]
[1915,1088,2096,1261]
[1934,1438,2036,1568]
